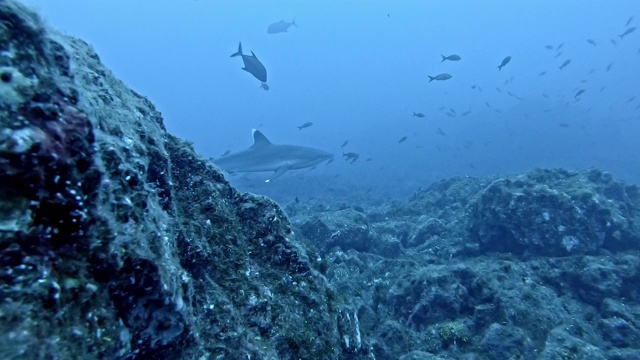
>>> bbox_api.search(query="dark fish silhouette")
[428,73,452,82]
[342,152,359,164]
[586,39,597,46]
[398,136,407,144]
[441,54,461,62]
[626,16,634,27]
[267,19,297,34]
[575,89,585,98]
[413,112,425,118]
[497,56,511,70]
[230,42,268,90]
[341,140,349,148]
[297,122,313,130]
[619,26,636,39]
[559,59,572,70]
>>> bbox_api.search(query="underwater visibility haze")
[23,0,640,202]
[3,1,640,359]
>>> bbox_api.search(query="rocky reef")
[2,2,640,360]
[0,2,353,359]
[293,168,640,359]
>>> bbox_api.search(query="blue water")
[25,0,640,200]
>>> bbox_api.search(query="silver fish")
[497,56,511,70]
[619,26,636,39]
[428,73,452,82]
[559,59,572,70]
[230,42,268,89]
[441,54,461,62]
[267,19,297,34]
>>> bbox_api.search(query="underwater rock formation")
[0,2,354,359]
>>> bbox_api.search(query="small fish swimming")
[267,19,297,34]
[461,110,471,116]
[619,26,637,39]
[441,54,461,62]
[556,43,565,51]
[586,39,597,46]
[610,39,618,46]
[413,112,425,118]
[555,51,564,58]
[341,140,349,148]
[497,56,511,70]
[544,45,554,50]
[230,42,269,90]
[221,149,231,157]
[538,71,547,76]
[398,136,407,144]
[342,152,359,164]
[297,121,313,130]
[436,128,446,136]
[559,59,572,70]
[428,73,452,82]
[575,89,585,98]
[606,63,613,72]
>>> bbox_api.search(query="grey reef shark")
[213,129,334,182]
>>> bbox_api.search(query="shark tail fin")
[230,42,243,57]
[428,76,435,82]
[441,55,446,62]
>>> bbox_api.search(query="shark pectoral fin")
[265,166,289,182]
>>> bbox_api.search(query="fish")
[297,122,313,130]
[606,63,613,72]
[436,128,446,136]
[445,112,455,118]
[213,129,333,182]
[428,73,452,82]
[441,54,461,62]
[398,136,407,144]
[497,56,511,70]
[221,149,231,157]
[230,42,268,90]
[555,51,564,58]
[586,39,597,46]
[485,101,491,108]
[538,71,547,76]
[413,112,425,118]
[267,19,297,34]
[341,140,349,148]
[558,123,570,128]
[575,89,585,98]
[342,152,359,164]
[496,87,502,93]
[627,96,636,103]
[626,16,634,27]
[619,27,636,39]
[610,39,618,46]
[544,45,554,50]
[559,59,572,70]
[556,43,565,51]
[461,110,471,116]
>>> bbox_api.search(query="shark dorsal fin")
[251,129,272,148]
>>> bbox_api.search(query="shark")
[213,129,334,182]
